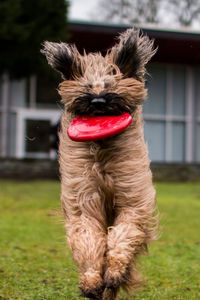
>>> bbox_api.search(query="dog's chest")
[89,143,116,224]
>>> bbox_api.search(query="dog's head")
[41,28,156,117]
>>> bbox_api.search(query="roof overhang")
[68,20,200,64]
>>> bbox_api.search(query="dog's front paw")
[79,269,104,299]
[104,253,129,289]
[104,266,126,289]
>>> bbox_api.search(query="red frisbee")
[67,113,132,142]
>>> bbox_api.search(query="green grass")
[0,181,200,299]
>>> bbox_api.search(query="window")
[144,65,187,162]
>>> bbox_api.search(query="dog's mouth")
[69,93,132,117]
[67,93,133,142]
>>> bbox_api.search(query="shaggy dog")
[41,28,157,300]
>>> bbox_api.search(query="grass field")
[0,180,199,300]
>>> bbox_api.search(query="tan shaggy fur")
[42,28,158,300]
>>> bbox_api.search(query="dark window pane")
[144,66,167,115]
[171,122,185,162]
[25,120,51,153]
[171,67,186,116]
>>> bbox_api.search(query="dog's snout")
[91,98,106,104]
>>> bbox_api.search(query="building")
[0,21,200,167]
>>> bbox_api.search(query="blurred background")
[0,2,200,300]
[0,0,200,179]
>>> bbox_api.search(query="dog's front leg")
[65,194,107,299]
[104,207,146,290]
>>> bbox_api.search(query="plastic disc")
[67,112,132,142]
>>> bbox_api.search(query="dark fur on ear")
[111,28,157,82]
[41,42,82,79]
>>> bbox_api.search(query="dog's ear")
[41,42,82,80]
[111,28,157,81]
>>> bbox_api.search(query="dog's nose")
[91,98,106,104]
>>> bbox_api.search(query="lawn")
[0,181,199,300]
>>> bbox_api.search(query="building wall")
[0,63,200,163]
